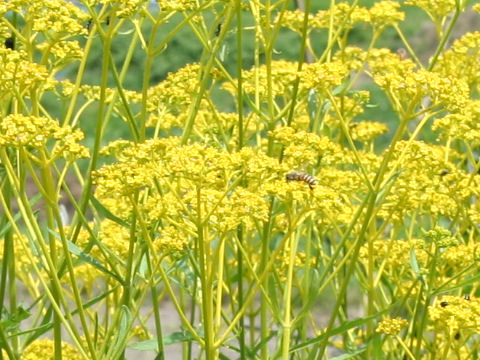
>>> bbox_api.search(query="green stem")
[285,0,311,128]
[196,187,215,358]
[281,216,301,359]
[41,166,62,360]
[148,254,165,359]
[39,150,98,360]
[181,4,236,145]
[0,178,18,357]
[68,21,112,253]
[428,7,460,70]
[316,113,411,358]
[237,0,244,149]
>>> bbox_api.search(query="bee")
[396,47,407,60]
[285,171,316,190]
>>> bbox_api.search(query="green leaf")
[219,44,228,62]
[372,333,383,360]
[307,88,318,126]
[249,331,277,357]
[129,331,196,350]
[118,305,131,344]
[332,80,349,96]
[330,347,366,360]
[90,194,129,227]
[24,287,117,345]
[0,194,41,238]
[109,305,132,359]
[290,306,393,353]
[375,170,403,207]
[48,229,124,284]
[409,247,422,281]
[9,323,51,338]
[1,306,31,333]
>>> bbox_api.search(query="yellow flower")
[37,40,84,63]
[350,121,389,142]
[157,0,197,12]
[20,339,82,360]
[376,318,409,335]
[405,0,456,23]
[314,3,370,29]
[222,60,299,99]
[369,1,405,29]
[0,114,89,160]
[429,295,480,334]
[301,61,349,92]
[26,0,89,36]
[0,48,55,97]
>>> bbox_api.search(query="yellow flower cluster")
[0,114,89,160]
[157,0,197,12]
[333,46,368,71]
[80,84,141,105]
[94,139,284,252]
[223,59,349,100]
[271,126,351,168]
[222,60,299,99]
[429,295,480,334]
[279,2,403,33]
[423,227,459,248]
[37,40,84,63]
[433,100,480,145]
[147,63,221,112]
[369,1,405,29]
[379,140,474,219]
[20,339,82,360]
[93,0,148,18]
[375,317,409,335]
[371,56,469,113]
[14,0,90,36]
[322,92,370,129]
[147,109,240,140]
[301,61,349,92]
[350,121,388,143]
[275,248,310,282]
[276,9,318,33]
[435,31,480,87]
[0,48,55,98]
[359,238,428,272]
[155,225,189,253]
[405,0,456,23]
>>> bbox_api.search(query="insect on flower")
[285,171,316,190]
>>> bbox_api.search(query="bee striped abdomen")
[285,171,316,190]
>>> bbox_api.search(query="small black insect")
[439,169,450,176]
[285,171,316,190]
[215,23,222,37]
[454,332,460,340]
[464,294,471,301]
[5,37,14,50]
[440,301,449,307]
